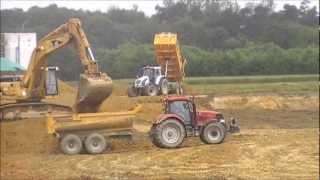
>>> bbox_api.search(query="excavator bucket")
[74,73,112,113]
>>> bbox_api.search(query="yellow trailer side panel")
[154,33,186,82]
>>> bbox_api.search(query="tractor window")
[168,101,192,126]
[143,68,153,78]
[155,69,160,76]
[188,102,194,113]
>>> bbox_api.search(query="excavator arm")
[20,18,112,113]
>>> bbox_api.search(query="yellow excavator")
[1,18,141,155]
[0,18,112,119]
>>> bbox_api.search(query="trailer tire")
[60,134,83,155]
[84,133,107,154]
[150,119,185,148]
[128,86,138,97]
[200,122,226,144]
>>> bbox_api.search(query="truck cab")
[150,96,239,148]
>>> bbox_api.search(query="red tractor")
[150,96,239,148]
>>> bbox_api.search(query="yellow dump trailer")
[47,105,142,155]
[154,33,186,83]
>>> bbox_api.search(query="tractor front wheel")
[145,84,158,96]
[150,119,185,148]
[200,122,226,144]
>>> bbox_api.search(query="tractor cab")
[163,96,224,128]
[150,96,239,148]
[138,66,161,81]
[165,96,196,127]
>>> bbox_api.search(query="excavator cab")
[44,67,59,96]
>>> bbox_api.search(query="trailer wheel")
[146,84,158,96]
[150,119,185,148]
[84,133,107,154]
[200,122,226,144]
[60,134,83,155]
[160,79,168,95]
[128,85,138,97]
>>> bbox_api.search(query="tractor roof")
[143,66,161,69]
[164,96,191,102]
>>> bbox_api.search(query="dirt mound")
[211,95,319,110]
[0,119,57,155]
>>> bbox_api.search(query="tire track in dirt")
[71,135,243,178]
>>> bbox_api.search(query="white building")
[1,33,37,69]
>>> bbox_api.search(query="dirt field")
[1,81,319,180]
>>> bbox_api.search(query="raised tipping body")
[154,33,186,83]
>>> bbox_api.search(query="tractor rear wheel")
[84,133,108,154]
[176,84,183,95]
[60,134,83,155]
[145,84,158,96]
[200,122,226,144]
[150,119,185,148]
[160,79,168,95]
[128,85,138,97]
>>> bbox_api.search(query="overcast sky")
[1,0,319,16]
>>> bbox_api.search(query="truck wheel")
[128,86,138,97]
[84,133,107,154]
[160,79,168,95]
[150,119,185,148]
[146,84,158,96]
[200,122,226,144]
[60,134,83,155]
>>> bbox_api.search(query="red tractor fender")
[153,113,185,125]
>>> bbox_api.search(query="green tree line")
[1,0,318,80]
[96,42,318,78]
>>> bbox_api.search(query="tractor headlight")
[142,79,147,86]
[219,119,225,124]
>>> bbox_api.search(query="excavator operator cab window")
[45,67,59,96]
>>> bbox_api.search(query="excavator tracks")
[0,102,72,121]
